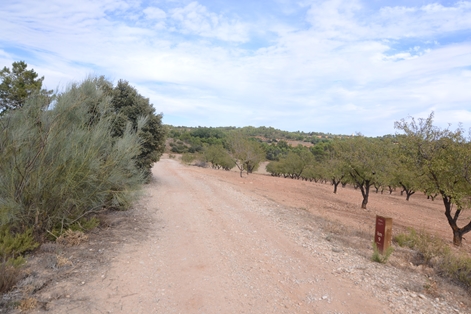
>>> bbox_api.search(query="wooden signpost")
[375,215,393,254]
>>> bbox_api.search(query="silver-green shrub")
[0,78,145,235]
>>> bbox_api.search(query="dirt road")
[38,158,470,314]
[44,158,388,313]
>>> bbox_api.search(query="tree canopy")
[93,77,166,179]
[0,61,52,114]
[395,113,471,246]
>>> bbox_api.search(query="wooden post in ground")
[375,215,393,254]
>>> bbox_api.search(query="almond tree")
[325,140,348,194]
[337,136,381,209]
[395,113,471,246]
[227,132,265,177]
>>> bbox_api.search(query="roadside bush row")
[0,78,165,293]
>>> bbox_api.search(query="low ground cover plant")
[395,228,471,288]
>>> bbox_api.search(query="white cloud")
[0,0,470,135]
[376,2,471,38]
[144,7,167,20]
[169,2,249,42]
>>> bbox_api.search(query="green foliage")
[227,132,265,177]
[190,127,225,140]
[166,125,346,149]
[439,253,471,287]
[0,78,145,236]
[371,242,394,263]
[394,228,471,287]
[0,227,38,266]
[395,112,471,245]
[181,152,197,164]
[265,149,315,179]
[48,217,99,240]
[394,228,450,263]
[203,145,235,170]
[170,140,189,153]
[334,136,384,208]
[101,79,166,180]
[264,141,289,161]
[0,61,53,114]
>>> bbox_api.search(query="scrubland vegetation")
[0,62,165,293]
[2,60,471,295]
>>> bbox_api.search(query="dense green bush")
[0,78,145,237]
[203,145,235,170]
[94,78,166,180]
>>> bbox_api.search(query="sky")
[1,0,470,136]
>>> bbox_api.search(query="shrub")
[0,227,38,266]
[181,153,197,164]
[0,263,20,293]
[0,78,145,236]
[394,228,450,263]
[0,227,38,293]
[105,79,166,180]
[371,242,394,263]
[203,145,235,170]
[395,228,471,287]
[48,217,99,240]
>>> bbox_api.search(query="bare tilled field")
[5,156,471,313]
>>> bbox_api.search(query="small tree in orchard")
[203,144,235,170]
[227,132,265,177]
[370,137,398,194]
[395,113,471,246]
[0,61,53,114]
[338,136,381,209]
[325,141,348,194]
[392,155,423,201]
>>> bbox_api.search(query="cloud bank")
[0,0,470,136]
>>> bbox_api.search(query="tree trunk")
[405,190,415,201]
[441,194,471,246]
[453,230,462,246]
[332,179,340,194]
[358,180,370,209]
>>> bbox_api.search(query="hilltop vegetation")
[167,125,346,153]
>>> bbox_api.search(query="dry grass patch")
[0,263,21,294]
[56,229,88,247]
[394,228,471,289]
[17,297,38,311]
[56,255,73,267]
